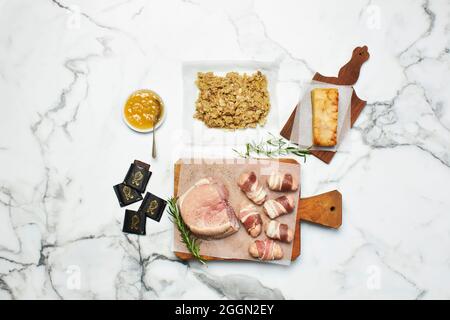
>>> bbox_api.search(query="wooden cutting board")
[173,159,342,262]
[280,46,370,164]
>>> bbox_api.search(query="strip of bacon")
[239,172,256,193]
[267,171,298,192]
[279,224,289,242]
[265,220,293,243]
[263,195,295,219]
[261,239,273,260]
[249,239,284,260]
[276,195,295,212]
[238,172,267,205]
[238,203,262,237]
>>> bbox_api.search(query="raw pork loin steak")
[178,177,240,238]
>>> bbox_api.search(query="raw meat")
[178,177,239,238]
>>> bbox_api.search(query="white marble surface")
[0,0,449,300]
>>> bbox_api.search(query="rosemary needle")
[166,197,206,265]
[233,133,310,161]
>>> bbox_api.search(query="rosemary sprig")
[233,133,310,161]
[166,197,206,264]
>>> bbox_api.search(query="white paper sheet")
[290,81,353,151]
[182,60,280,146]
[173,158,300,266]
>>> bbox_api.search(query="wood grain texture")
[173,159,342,262]
[299,190,342,228]
[280,46,370,164]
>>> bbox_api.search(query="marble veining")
[0,0,449,299]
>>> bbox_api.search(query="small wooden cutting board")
[280,46,370,164]
[173,158,342,262]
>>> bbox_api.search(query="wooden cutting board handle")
[298,190,342,228]
[313,46,370,86]
[291,189,342,260]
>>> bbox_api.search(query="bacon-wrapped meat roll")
[263,195,295,219]
[237,171,267,205]
[267,171,298,192]
[249,239,284,260]
[265,220,294,243]
[238,203,263,237]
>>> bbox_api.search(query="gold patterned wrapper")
[124,160,152,193]
[139,192,167,222]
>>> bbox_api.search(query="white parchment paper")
[290,81,353,151]
[182,60,280,146]
[173,158,300,266]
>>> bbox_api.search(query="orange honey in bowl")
[123,89,164,131]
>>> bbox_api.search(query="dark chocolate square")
[113,183,143,207]
[123,160,151,193]
[138,192,167,222]
[122,209,146,235]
